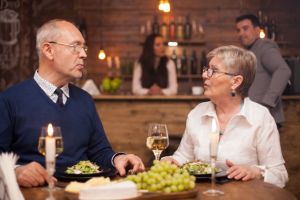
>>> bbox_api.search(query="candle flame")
[47,123,54,137]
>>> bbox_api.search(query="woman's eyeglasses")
[202,66,237,78]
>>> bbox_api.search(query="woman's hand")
[226,160,262,181]
[149,84,162,95]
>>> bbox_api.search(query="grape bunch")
[126,160,196,193]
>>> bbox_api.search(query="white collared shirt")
[172,97,288,188]
[34,71,69,105]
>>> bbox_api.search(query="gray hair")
[36,19,67,58]
[207,45,257,98]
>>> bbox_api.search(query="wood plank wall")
[78,0,300,86]
[1,0,299,90]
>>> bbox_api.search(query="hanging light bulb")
[158,0,171,13]
[259,28,266,38]
[158,0,164,11]
[163,0,170,13]
[98,48,106,60]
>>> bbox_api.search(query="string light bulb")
[259,28,266,38]
[158,0,171,13]
[98,49,106,60]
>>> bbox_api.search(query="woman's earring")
[231,90,236,97]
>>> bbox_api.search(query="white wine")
[38,136,64,156]
[146,136,169,151]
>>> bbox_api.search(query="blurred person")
[235,14,291,127]
[0,19,144,187]
[163,46,288,188]
[132,34,178,95]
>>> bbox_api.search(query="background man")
[235,14,291,127]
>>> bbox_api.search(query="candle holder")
[38,124,64,196]
[203,119,224,196]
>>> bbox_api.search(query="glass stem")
[153,151,161,160]
[211,158,216,191]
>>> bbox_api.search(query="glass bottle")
[152,15,160,34]
[190,50,198,74]
[176,16,184,40]
[181,49,188,75]
[184,15,192,40]
[169,16,176,40]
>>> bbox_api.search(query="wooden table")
[21,179,296,200]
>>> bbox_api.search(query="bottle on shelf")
[170,49,177,70]
[176,57,182,76]
[152,15,160,34]
[184,15,192,40]
[181,49,188,75]
[263,15,270,39]
[199,50,207,74]
[160,19,168,39]
[190,50,198,74]
[270,19,277,41]
[169,16,176,40]
[176,16,184,40]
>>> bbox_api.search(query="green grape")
[125,160,196,193]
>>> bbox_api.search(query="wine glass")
[38,124,63,197]
[203,119,224,196]
[146,123,169,160]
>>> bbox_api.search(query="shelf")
[139,39,205,47]
[121,75,202,80]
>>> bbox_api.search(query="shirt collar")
[34,70,70,98]
[199,98,253,126]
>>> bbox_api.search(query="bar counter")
[93,94,300,198]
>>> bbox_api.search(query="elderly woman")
[164,45,288,188]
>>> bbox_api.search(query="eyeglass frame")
[202,66,238,78]
[48,41,88,54]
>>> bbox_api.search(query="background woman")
[132,34,177,95]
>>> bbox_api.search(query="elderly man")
[0,19,144,187]
[235,14,291,127]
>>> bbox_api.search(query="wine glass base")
[203,189,224,196]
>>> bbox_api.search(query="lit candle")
[46,123,55,163]
[210,118,220,158]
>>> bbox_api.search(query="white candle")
[210,118,219,158]
[46,124,55,163]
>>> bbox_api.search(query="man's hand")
[226,160,262,181]
[15,161,53,187]
[149,84,162,95]
[161,156,180,166]
[113,154,145,176]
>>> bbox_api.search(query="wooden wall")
[79,0,300,86]
[1,0,300,90]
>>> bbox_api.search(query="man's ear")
[254,26,261,36]
[231,75,244,90]
[41,43,54,60]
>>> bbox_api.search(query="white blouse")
[171,97,288,188]
[132,59,178,95]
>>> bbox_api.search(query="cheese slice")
[79,181,138,200]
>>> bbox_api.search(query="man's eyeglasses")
[202,66,237,78]
[49,41,88,54]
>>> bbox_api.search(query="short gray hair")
[207,45,256,98]
[36,19,66,58]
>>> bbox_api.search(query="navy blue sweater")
[0,79,116,168]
